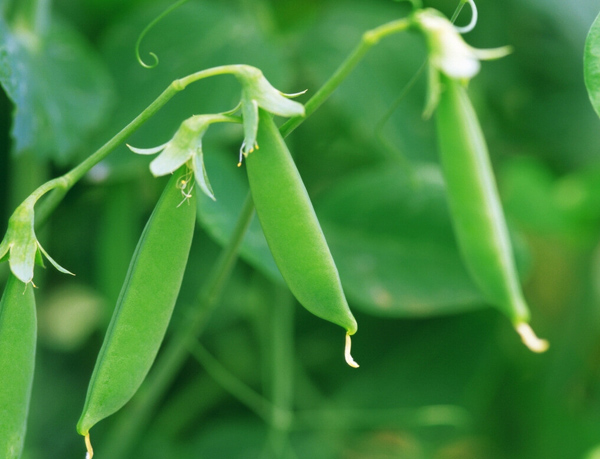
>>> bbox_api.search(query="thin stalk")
[190,342,273,422]
[450,0,469,23]
[292,405,471,431]
[175,65,248,89]
[280,18,410,138]
[264,286,295,458]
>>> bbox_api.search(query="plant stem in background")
[264,285,295,457]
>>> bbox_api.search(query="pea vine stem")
[280,17,410,138]
[265,285,295,457]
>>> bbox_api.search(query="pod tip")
[516,322,549,353]
[345,332,359,368]
[84,433,94,459]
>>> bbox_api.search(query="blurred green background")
[2,0,600,457]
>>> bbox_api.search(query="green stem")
[190,342,273,422]
[265,286,295,458]
[292,405,471,431]
[280,18,410,138]
[135,0,193,68]
[450,0,469,23]
[175,64,247,89]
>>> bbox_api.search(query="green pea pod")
[435,75,547,352]
[77,169,197,450]
[245,109,358,366]
[0,273,36,459]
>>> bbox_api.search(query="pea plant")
[2,0,600,457]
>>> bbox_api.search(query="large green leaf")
[0,13,113,164]
[315,163,485,317]
[585,11,600,120]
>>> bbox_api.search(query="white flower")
[128,114,237,201]
[414,9,511,80]
[233,66,305,157]
[0,200,73,284]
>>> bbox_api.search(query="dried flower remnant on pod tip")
[84,433,93,459]
[345,333,359,368]
[516,323,549,353]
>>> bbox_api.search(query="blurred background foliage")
[2,0,600,457]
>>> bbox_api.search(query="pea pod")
[245,110,358,365]
[0,273,36,459]
[77,168,197,448]
[435,75,547,352]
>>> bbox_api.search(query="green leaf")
[585,10,600,120]
[315,163,485,317]
[0,13,113,164]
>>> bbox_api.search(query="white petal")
[192,151,216,201]
[472,46,513,61]
[126,142,169,155]
[37,242,75,276]
[149,143,194,177]
[439,54,480,79]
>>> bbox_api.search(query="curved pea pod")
[435,75,547,352]
[245,109,358,366]
[0,273,36,459]
[77,169,197,445]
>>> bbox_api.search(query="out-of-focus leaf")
[501,156,600,247]
[0,14,113,164]
[501,156,569,235]
[585,11,600,120]
[38,284,104,351]
[315,163,485,317]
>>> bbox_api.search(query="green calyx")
[0,199,73,284]
[232,66,305,157]
[128,114,239,201]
